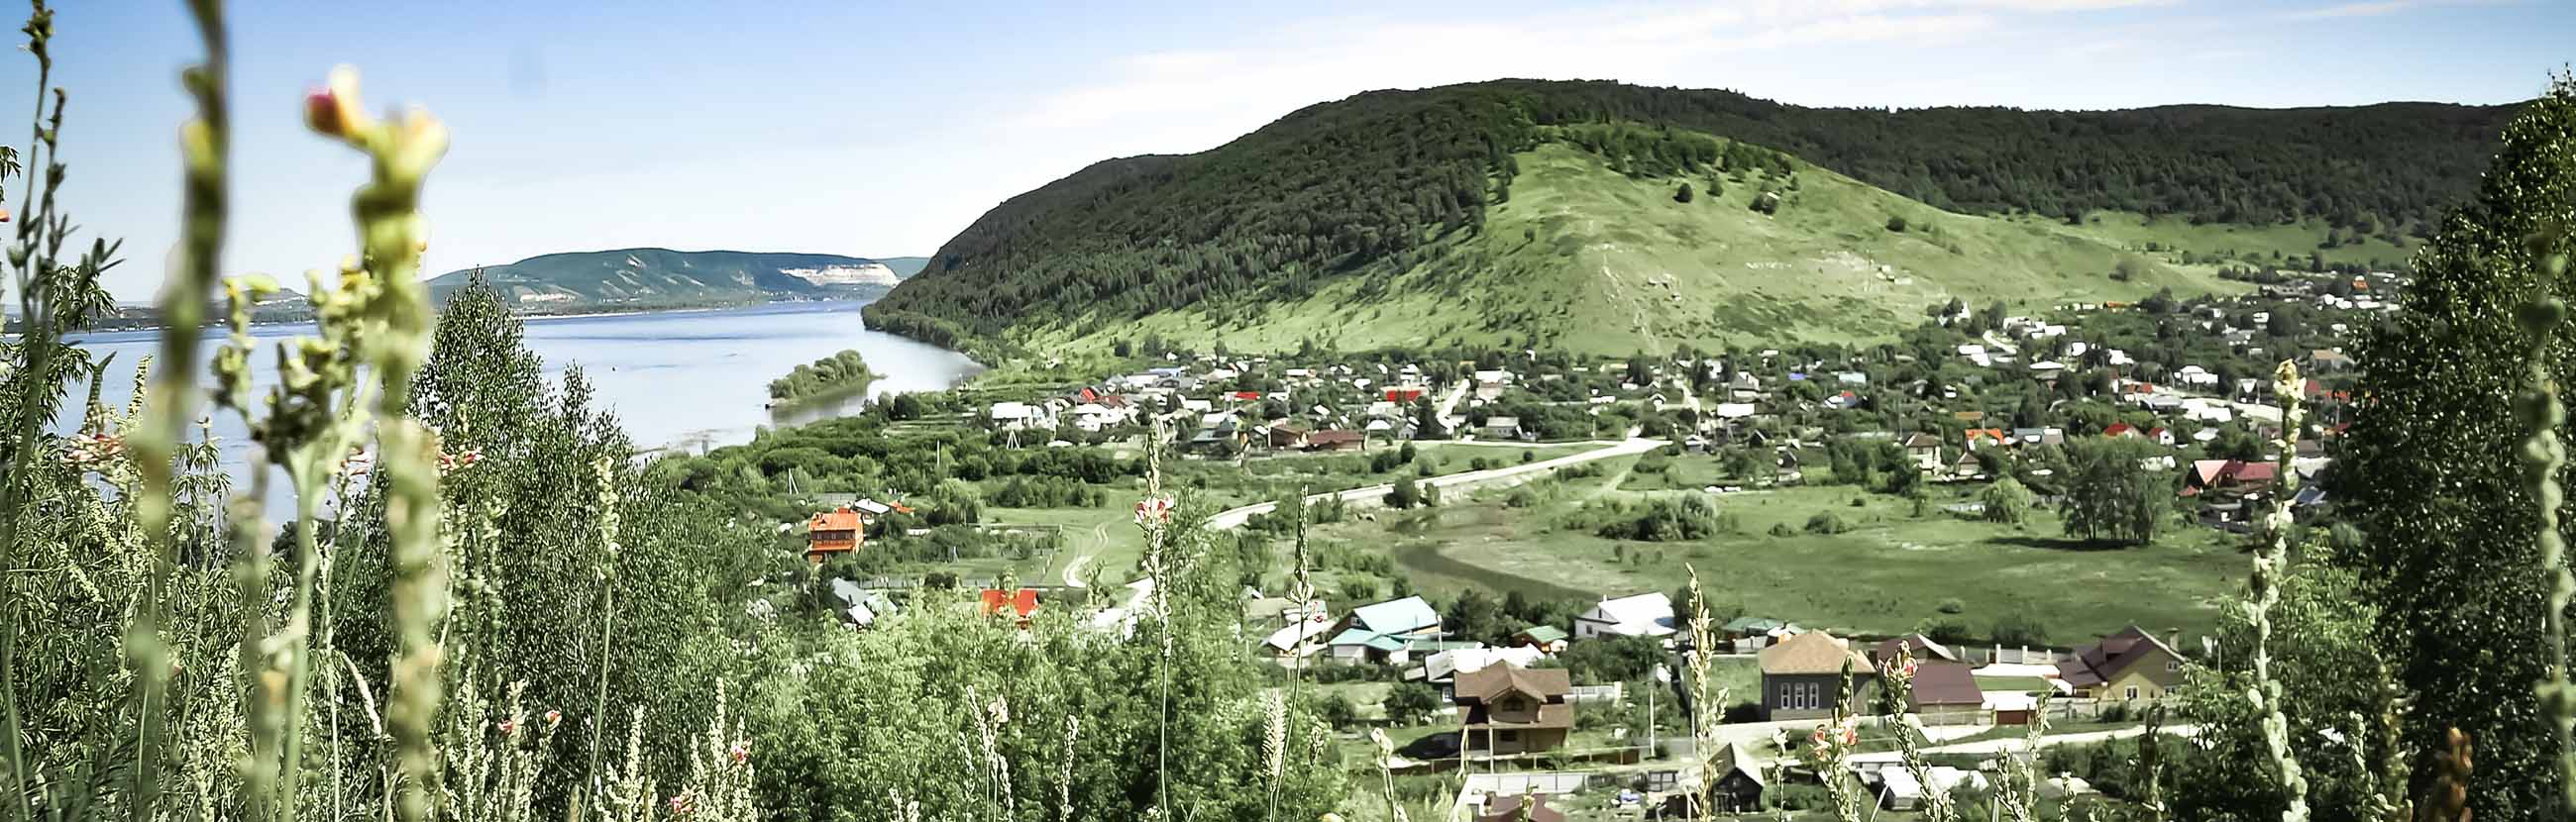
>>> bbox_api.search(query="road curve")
[1202,437,1665,531]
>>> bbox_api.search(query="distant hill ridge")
[429,248,919,308]
[869,77,2516,355]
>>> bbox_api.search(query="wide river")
[62,299,982,491]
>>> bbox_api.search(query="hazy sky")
[5,0,2568,300]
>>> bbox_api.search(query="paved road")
[1204,437,1665,530]
[1436,378,1471,433]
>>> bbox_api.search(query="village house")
[1259,612,1336,660]
[1455,666,1575,756]
[1705,741,1769,812]
[977,588,1040,627]
[988,401,1052,432]
[1306,430,1365,453]
[1329,595,1445,665]
[1728,371,1763,400]
[2056,625,2186,703]
[1067,394,1134,432]
[1862,635,1981,722]
[1512,625,1569,655]
[1572,592,1676,640]
[1902,433,1944,472]
[2184,459,2280,499]
[1947,449,1984,478]
[826,578,899,628]
[1759,631,1874,720]
[2009,427,2066,448]
[1480,416,1526,441]
[1420,646,1546,699]
[803,506,865,565]
[1265,422,1310,450]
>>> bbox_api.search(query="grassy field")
[1321,467,2243,645]
[1051,137,2249,357]
[979,441,1605,585]
[2041,210,2416,274]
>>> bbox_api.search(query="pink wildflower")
[437,449,483,476]
[729,741,749,765]
[543,710,562,728]
[1133,495,1175,525]
[668,794,693,816]
[304,88,347,137]
[496,719,516,736]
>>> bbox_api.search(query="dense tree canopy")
[2331,77,2576,822]
[871,79,2513,349]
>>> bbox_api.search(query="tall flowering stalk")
[1682,566,1729,819]
[586,455,626,801]
[1876,642,1957,822]
[1992,692,2052,822]
[115,2,226,817]
[1135,416,1178,819]
[303,62,453,822]
[2517,279,2576,813]
[1800,666,1867,822]
[2250,360,2310,822]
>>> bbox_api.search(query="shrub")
[1594,496,1726,542]
[1937,598,1967,615]
[1886,215,1908,233]
[1917,615,1975,646]
[1382,682,1443,725]
[1990,609,2050,648]
[1769,523,1796,537]
[1803,511,1850,535]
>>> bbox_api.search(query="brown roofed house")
[1306,430,1365,453]
[1455,666,1574,756]
[1870,634,1962,665]
[1902,662,1986,720]
[2056,625,2185,703]
[1760,631,1874,720]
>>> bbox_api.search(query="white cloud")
[2280,0,2509,20]
[2283,0,2419,18]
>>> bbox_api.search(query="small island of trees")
[767,349,878,406]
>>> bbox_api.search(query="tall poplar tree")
[2333,77,2576,822]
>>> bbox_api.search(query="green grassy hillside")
[869,79,2511,355]
[2041,211,2417,275]
[1042,140,2239,355]
[427,249,912,309]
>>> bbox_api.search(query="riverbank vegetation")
[766,349,878,406]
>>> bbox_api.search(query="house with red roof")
[979,588,1040,626]
[2183,459,2280,498]
[803,506,866,564]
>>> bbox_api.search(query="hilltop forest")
[868,79,2511,352]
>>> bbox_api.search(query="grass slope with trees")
[869,79,2512,356]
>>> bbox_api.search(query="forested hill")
[429,249,913,309]
[867,78,2516,353]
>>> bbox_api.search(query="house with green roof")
[1328,595,1445,665]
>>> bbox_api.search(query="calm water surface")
[63,300,981,485]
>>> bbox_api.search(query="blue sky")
[5,0,2568,300]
